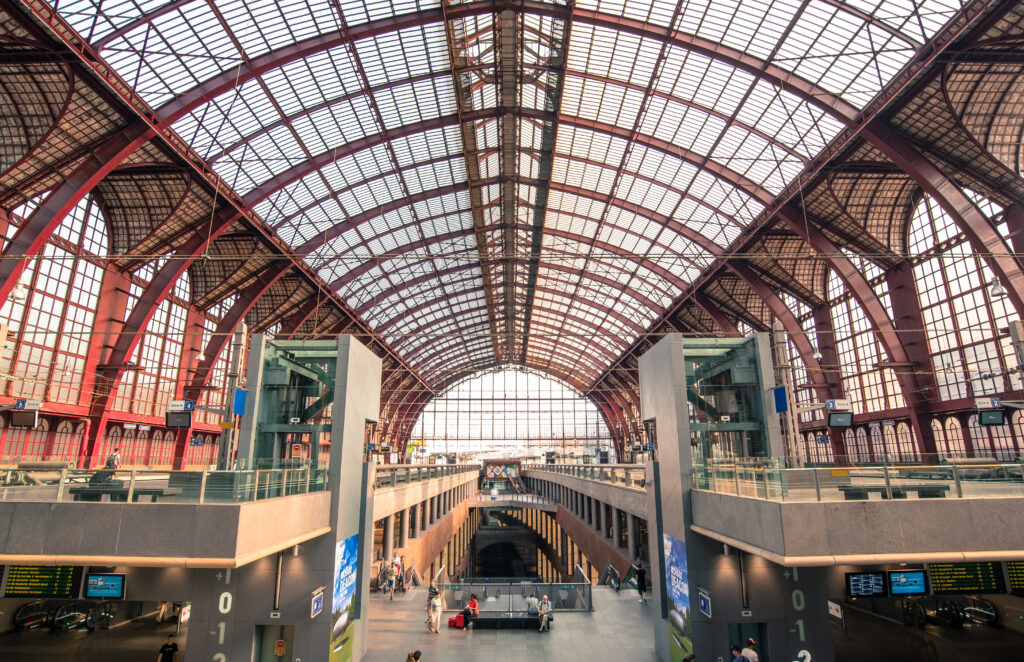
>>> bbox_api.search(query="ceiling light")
[10,279,27,302]
[990,277,1008,299]
[811,347,823,362]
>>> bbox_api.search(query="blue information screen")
[888,570,927,596]
[84,574,125,599]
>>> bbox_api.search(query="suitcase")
[456,613,466,628]
[448,616,457,628]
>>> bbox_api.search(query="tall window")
[112,265,189,416]
[0,195,106,405]
[909,193,1017,400]
[826,269,904,415]
[411,367,613,458]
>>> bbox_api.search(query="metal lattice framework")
[0,0,1023,458]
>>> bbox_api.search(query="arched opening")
[410,367,613,461]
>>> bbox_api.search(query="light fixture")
[990,277,1008,299]
[196,353,206,362]
[811,346,823,361]
[10,279,27,302]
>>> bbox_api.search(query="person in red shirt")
[461,594,479,628]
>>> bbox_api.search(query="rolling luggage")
[456,613,466,628]
[448,616,457,628]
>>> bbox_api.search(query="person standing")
[633,561,648,604]
[741,637,759,662]
[105,447,121,470]
[538,595,552,631]
[731,644,750,661]
[157,634,178,662]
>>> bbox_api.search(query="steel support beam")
[692,292,742,337]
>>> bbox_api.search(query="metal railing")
[0,466,328,504]
[374,464,479,488]
[523,463,646,489]
[442,572,592,613]
[475,492,553,505]
[693,458,1024,502]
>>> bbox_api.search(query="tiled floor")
[363,586,658,662]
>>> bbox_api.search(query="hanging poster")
[330,534,359,662]
[664,533,693,661]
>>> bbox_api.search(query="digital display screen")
[1007,562,1024,593]
[978,409,1005,426]
[928,562,1005,594]
[165,411,192,428]
[3,566,82,598]
[888,570,928,596]
[828,412,853,428]
[846,571,888,598]
[9,410,38,428]
[84,573,126,599]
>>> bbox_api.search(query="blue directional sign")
[697,588,712,618]
[311,591,323,619]
[232,389,247,416]
[14,399,24,410]
[183,399,195,412]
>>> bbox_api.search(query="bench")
[838,484,950,500]
[69,486,173,502]
[470,612,551,630]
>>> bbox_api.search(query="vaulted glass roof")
[51,0,966,388]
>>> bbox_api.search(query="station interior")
[1,0,1024,660]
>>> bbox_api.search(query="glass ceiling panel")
[48,0,967,391]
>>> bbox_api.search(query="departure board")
[3,566,82,598]
[1006,562,1024,593]
[928,562,1005,594]
[846,572,888,598]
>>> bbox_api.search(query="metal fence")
[442,565,592,612]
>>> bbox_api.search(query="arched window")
[853,428,870,462]
[883,425,899,461]
[896,422,918,461]
[943,417,966,459]
[869,425,886,461]
[4,417,49,462]
[411,367,613,457]
[969,414,1016,461]
[909,193,1017,398]
[843,429,856,462]
[101,426,122,466]
[0,194,106,406]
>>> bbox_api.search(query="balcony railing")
[523,463,647,489]
[693,458,1024,502]
[0,465,328,504]
[374,464,479,488]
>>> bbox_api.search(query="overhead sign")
[824,399,850,411]
[232,388,247,416]
[816,434,830,445]
[697,588,711,618]
[14,398,41,411]
[168,399,196,412]
[975,396,1001,409]
[219,421,235,430]
[311,590,324,619]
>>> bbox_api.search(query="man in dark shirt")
[634,561,648,604]
[157,634,178,662]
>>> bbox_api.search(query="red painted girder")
[279,297,328,339]
[0,120,153,305]
[691,291,742,336]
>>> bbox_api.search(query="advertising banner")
[330,534,359,662]
[664,533,693,661]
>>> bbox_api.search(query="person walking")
[428,592,442,634]
[731,645,751,661]
[105,447,121,470]
[426,579,439,627]
[385,563,397,600]
[741,638,759,662]
[157,634,179,662]
[633,561,648,604]
[538,595,552,631]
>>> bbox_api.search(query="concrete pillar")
[613,508,623,548]
[627,514,637,560]
[399,508,410,548]
[383,514,395,561]
[429,496,436,525]
[420,500,428,531]
[595,500,604,533]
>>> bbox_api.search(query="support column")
[382,514,395,562]
[627,514,637,560]
[421,500,428,530]
[613,508,623,548]
[398,508,409,549]
[596,500,605,534]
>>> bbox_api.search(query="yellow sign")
[274,639,286,656]
[831,469,849,477]
[218,421,235,430]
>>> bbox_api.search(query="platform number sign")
[312,591,324,619]
[697,588,711,618]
